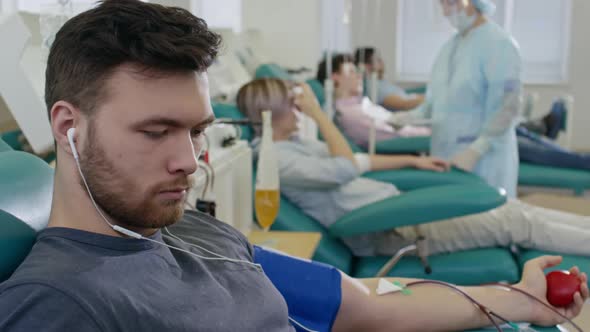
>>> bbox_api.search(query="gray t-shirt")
[0,211,294,331]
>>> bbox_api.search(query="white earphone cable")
[70,133,260,270]
[70,130,319,332]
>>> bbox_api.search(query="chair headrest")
[0,151,54,231]
[212,102,253,141]
[0,138,12,152]
[254,63,293,80]
[1,130,22,150]
[305,79,326,107]
[0,209,36,281]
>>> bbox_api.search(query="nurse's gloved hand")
[451,148,482,172]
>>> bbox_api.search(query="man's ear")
[50,100,80,158]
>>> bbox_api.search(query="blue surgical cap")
[472,0,496,15]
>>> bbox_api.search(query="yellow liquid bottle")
[255,189,280,230]
[255,111,280,231]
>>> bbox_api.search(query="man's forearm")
[382,94,425,111]
[335,276,534,332]
[359,277,534,332]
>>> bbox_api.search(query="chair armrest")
[363,168,483,191]
[375,136,431,154]
[329,184,506,237]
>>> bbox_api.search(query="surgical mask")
[447,9,476,32]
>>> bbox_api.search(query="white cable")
[164,226,251,263]
[73,156,117,230]
[141,236,262,269]
[73,152,261,270]
[73,137,311,328]
[197,161,211,199]
[167,228,321,332]
[203,162,215,195]
[288,316,319,332]
[166,226,322,332]
[166,231,330,332]
[75,146,320,332]
[166,227,320,332]
[164,226,224,257]
[163,227,262,269]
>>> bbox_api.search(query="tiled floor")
[520,193,590,216]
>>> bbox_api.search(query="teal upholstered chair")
[254,63,293,81]
[217,103,521,285]
[305,79,590,196]
[519,163,590,196]
[0,141,565,332]
[0,137,13,152]
[1,130,57,164]
[0,150,54,282]
[0,130,22,151]
[212,99,589,285]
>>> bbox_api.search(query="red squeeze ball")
[546,270,581,307]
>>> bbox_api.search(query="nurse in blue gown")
[392,0,522,197]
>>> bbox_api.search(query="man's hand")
[293,83,323,120]
[413,157,450,172]
[451,147,481,172]
[515,256,588,326]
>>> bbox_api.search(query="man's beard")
[78,125,193,230]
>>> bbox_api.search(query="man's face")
[79,65,214,230]
[334,62,363,97]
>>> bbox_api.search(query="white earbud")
[67,127,79,160]
[66,127,143,239]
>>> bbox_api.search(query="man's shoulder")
[0,280,79,305]
[0,280,103,331]
[0,238,102,329]
[1,235,96,293]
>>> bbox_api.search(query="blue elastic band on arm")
[253,245,342,332]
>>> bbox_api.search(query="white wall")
[242,0,321,70]
[0,12,40,133]
[351,0,590,151]
[544,0,590,151]
[320,0,352,55]
[152,0,197,12]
